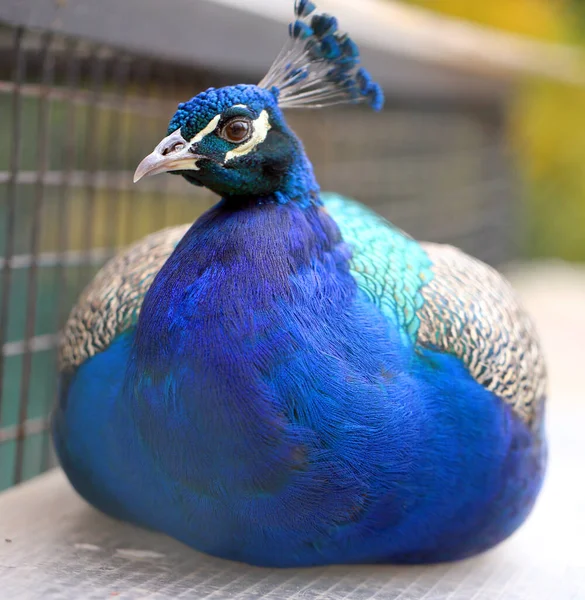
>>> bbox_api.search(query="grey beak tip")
[133,159,154,183]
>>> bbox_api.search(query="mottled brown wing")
[417,243,547,428]
[59,224,190,373]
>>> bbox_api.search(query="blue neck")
[264,140,321,208]
[134,195,350,363]
[127,194,354,494]
[222,153,320,209]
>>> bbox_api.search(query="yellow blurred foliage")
[512,81,585,261]
[406,0,565,40]
[404,0,585,261]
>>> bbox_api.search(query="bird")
[53,0,547,568]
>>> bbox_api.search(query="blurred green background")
[406,0,585,262]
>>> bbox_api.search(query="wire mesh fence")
[0,22,516,490]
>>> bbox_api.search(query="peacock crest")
[259,0,384,110]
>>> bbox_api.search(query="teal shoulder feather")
[322,193,434,345]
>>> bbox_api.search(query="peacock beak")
[133,130,204,183]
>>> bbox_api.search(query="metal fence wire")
[0,23,517,490]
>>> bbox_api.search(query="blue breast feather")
[53,193,545,568]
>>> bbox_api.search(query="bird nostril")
[162,142,185,156]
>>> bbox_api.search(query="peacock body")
[53,1,547,568]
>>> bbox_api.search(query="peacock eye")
[220,118,252,143]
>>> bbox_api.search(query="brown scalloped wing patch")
[59,224,190,372]
[417,243,547,427]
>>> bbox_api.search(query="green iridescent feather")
[322,193,434,345]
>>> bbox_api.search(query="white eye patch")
[188,114,222,144]
[225,110,271,163]
[185,108,271,163]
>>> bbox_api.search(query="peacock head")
[134,0,384,203]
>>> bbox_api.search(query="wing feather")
[59,225,189,372]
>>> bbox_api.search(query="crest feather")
[258,1,384,111]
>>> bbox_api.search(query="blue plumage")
[53,1,546,568]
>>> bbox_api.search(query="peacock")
[53,0,547,568]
